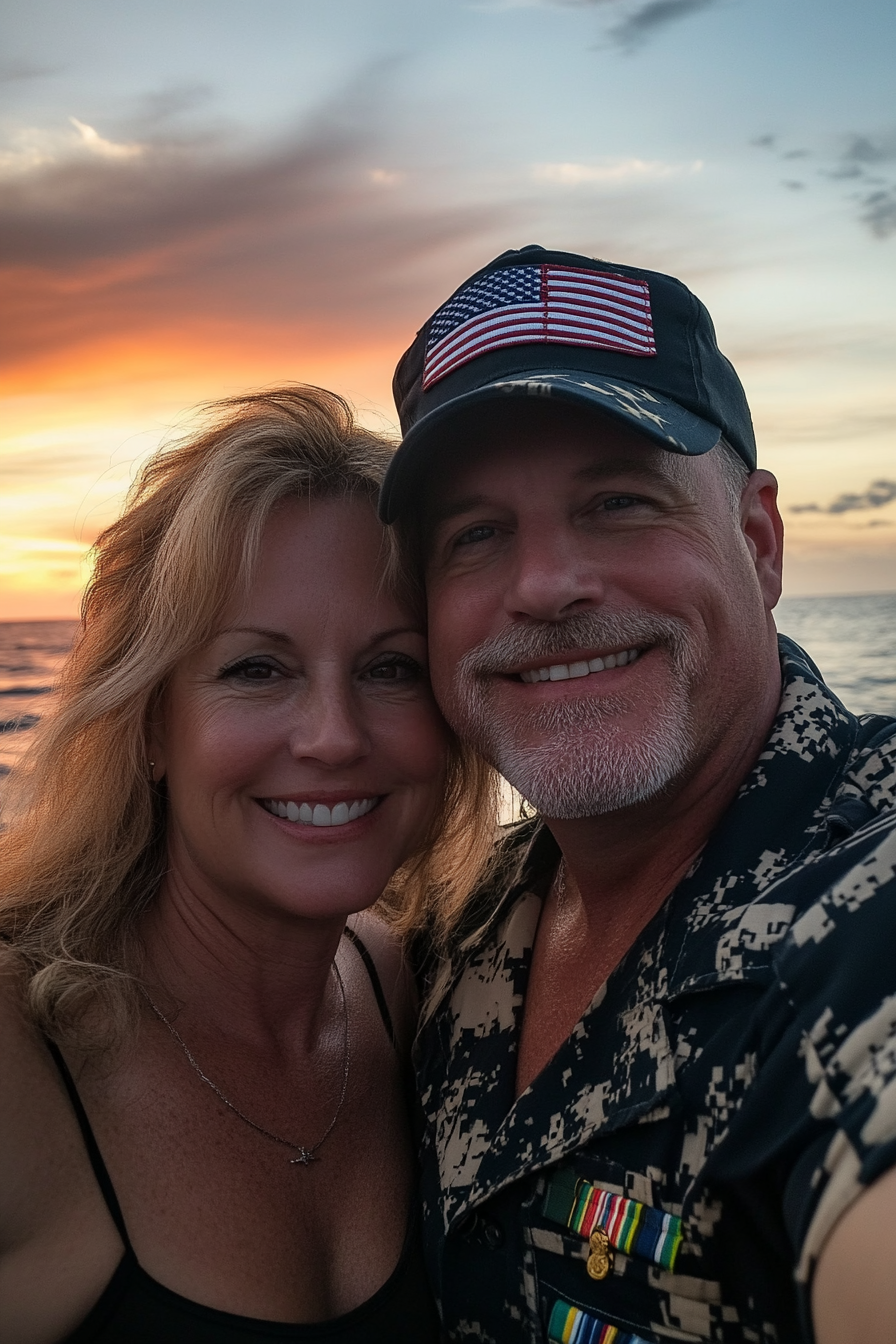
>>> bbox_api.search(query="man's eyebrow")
[429,459,674,527]
[574,456,674,483]
[429,494,492,528]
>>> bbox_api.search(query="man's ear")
[740,469,784,610]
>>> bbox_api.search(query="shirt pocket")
[528,1157,727,1343]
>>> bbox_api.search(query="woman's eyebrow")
[216,626,292,645]
[366,625,427,645]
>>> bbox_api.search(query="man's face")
[424,405,782,820]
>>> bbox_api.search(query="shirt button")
[481,1220,505,1250]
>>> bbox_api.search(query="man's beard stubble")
[445,610,706,820]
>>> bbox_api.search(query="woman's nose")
[287,683,370,767]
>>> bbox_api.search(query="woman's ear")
[146,714,166,783]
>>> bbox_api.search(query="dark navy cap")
[379,245,756,523]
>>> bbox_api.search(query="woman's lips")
[258,796,381,828]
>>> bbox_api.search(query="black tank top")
[47,929,442,1344]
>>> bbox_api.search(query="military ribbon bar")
[548,1298,650,1344]
[543,1171,684,1272]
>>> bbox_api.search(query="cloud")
[491,0,720,47]
[827,131,896,177]
[68,118,143,161]
[0,60,62,84]
[604,0,717,48]
[125,84,215,131]
[791,480,896,514]
[0,77,509,371]
[827,132,896,239]
[752,127,896,239]
[859,188,896,239]
[533,157,702,184]
[0,117,145,176]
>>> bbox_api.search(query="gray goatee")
[446,609,705,819]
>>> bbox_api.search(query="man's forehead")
[425,430,688,524]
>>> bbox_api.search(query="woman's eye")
[219,658,284,683]
[366,655,425,683]
[455,523,497,547]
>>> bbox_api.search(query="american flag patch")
[422,264,656,390]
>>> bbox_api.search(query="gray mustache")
[456,610,695,678]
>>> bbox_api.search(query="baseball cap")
[379,245,756,524]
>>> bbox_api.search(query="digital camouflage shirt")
[414,638,896,1343]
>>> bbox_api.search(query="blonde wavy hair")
[0,386,499,1044]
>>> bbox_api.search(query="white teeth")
[520,648,641,684]
[264,797,379,827]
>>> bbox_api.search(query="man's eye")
[367,654,425,682]
[219,658,284,682]
[603,495,642,511]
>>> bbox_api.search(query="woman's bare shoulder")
[345,913,417,1048]
[0,951,69,1134]
[0,950,41,1064]
[0,955,66,1234]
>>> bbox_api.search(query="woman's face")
[153,495,448,924]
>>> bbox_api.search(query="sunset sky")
[2,0,894,618]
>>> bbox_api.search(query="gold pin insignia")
[586,1227,614,1281]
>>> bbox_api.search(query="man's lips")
[510,645,643,684]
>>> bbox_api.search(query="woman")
[0,387,497,1343]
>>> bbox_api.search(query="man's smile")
[515,646,642,684]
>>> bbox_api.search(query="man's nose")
[504,526,606,622]
[287,684,370,768]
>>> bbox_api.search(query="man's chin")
[486,722,694,821]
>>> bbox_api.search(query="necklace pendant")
[290,1147,316,1165]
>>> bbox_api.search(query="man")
[379,246,896,1343]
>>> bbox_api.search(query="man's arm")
[813,1164,896,1344]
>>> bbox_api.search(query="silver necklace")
[141,965,351,1166]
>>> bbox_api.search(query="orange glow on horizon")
[0,323,411,620]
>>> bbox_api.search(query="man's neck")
[515,662,782,1097]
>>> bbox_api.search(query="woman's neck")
[139,867,348,1054]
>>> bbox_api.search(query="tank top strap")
[342,927,399,1052]
[44,1037,132,1251]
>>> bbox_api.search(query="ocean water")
[0,620,79,781]
[1,595,895,785]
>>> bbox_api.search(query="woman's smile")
[258,795,381,826]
